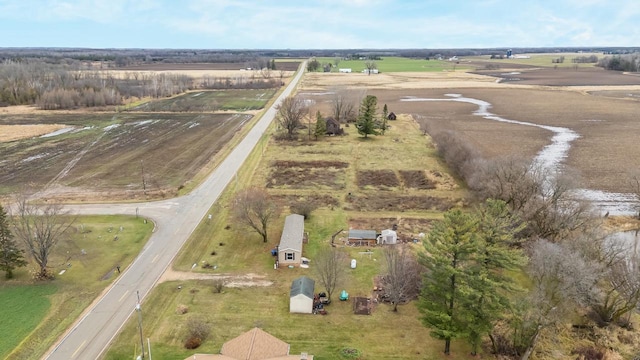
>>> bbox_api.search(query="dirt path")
[158,267,273,287]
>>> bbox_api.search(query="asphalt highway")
[43,62,305,360]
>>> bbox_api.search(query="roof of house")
[221,327,290,360]
[278,214,304,252]
[348,229,377,240]
[290,276,315,299]
[184,328,314,360]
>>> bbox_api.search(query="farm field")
[463,52,603,68]
[0,81,288,201]
[130,89,276,112]
[299,70,640,194]
[0,215,152,360]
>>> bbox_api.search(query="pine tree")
[464,199,526,354]
[270,59,276,70]
[356,95,379,138]
[314,111,326,140]
[418,209,479,355]
[380,103,389,135]
[0,204,27,279]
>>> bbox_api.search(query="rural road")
[43,62,306,360]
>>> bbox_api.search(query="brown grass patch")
[0,124,67,142]
[266,167,345,189]
[398,170,436,189]
[346,193,458,212]
[357,170,400,190]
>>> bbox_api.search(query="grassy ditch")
[0,215,152,360]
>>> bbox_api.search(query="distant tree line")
[572,55,598,63]
[0,59,283,109]
[597,53,640,72]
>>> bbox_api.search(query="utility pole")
[136,291,145,360]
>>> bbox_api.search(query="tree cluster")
[597,53,640,72]
[417,125,640,357]
[0,60,193,108]
[419,200,526,355]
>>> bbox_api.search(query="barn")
[290,276,315,314]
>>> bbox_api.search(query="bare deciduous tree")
[314,247,346,301]
[11,197,74,280]
[232,188,280,243]
[330,87,362,123]
[381,245,421,311]
[365,60,377,75]
[275,96,308,140]
[517,239,600,360]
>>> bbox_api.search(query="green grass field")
[0,215,152,360]
[0,284,56,359]
[315,56,466,72]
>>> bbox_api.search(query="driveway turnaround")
[44,62,305,360]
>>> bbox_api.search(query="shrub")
[176,304,189,315]
[212,279,225,293]
[183,316,211,349]
[184,336,202,349]
[290,200,318,219]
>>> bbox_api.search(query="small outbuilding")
[278,214,305,267]
[290,276,315,314]
[348,229,378,246]
[377,229,398,245]
[325,117,343,135]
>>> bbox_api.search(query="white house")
[377,229,397,245]
[277,214,305,267]
[290,276,315,314]
[339,68,352,73]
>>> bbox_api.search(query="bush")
[186,316,210,342]
[176,304,189,315]
[212,279,225,293]
[290,200,318,219]
[184,336,202,349]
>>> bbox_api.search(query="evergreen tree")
[0,204,27,279]
[380,103,389,135]
[270,59,276,70]
[418,209,479,355]
[464,199,526,354]
[356,95,379,138]
[314,111,326,140]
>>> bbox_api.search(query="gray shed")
[348,229,378,246]
[278,214,305,267]
[290,276,315,313]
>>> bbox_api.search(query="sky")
[0,0,639,49]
